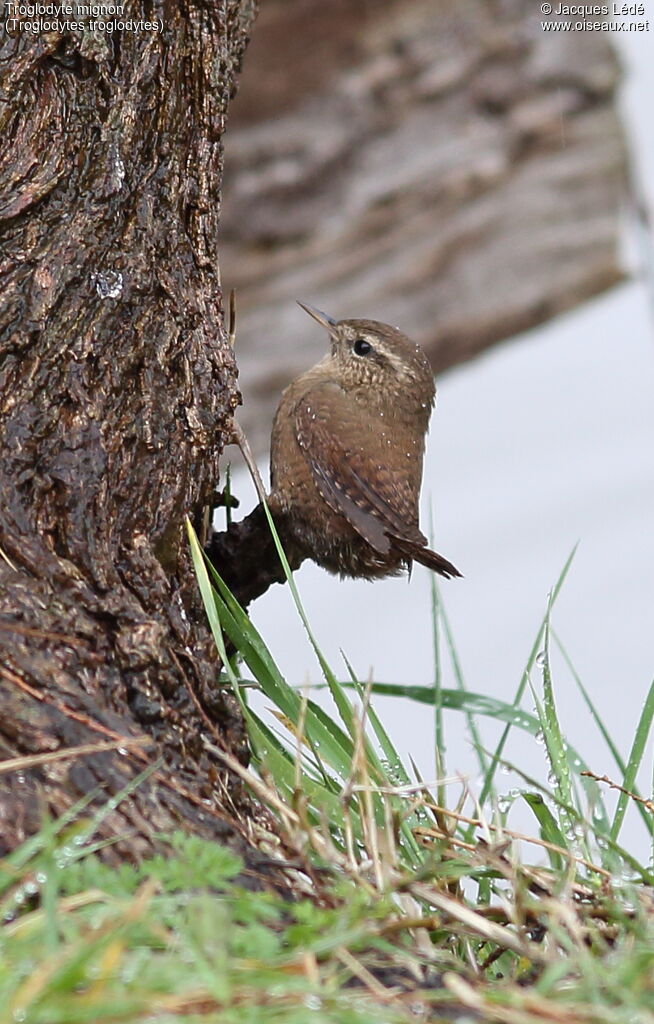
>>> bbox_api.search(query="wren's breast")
[268,381,419,579]
[270,397,312,513]
[270,388,356,541]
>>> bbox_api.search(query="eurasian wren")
[267,303,461,581]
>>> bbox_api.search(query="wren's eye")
[353,337,372,356]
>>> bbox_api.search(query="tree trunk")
[0,3,268,865]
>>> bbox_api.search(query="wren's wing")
[295,383,428,557]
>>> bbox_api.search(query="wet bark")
[206,502,306,609]
[0,3,272,865]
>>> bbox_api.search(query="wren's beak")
[297,301,339,340]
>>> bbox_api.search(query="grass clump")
[1,830,427,1023]
[0,521,652,1024]
[186,518,654,1022]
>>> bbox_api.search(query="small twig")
[415,803,611,880]
[224,286,266,502]
[199,503,212,548]
[228,287,237,347]
[0,618,104,658]
[351,776,462,796]
[205,739,302,829]
[0,546,17,571]
[336,946,399,1002]
[410,883,546,963]
[417,815,609,880]
[581,770,654,813]
[168,645,228,749]
[231,419,267,503]
[0,737,153,776]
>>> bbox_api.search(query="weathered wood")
[220,0,627,452]
[0,4,266,862]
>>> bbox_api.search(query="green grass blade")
[336,683,544,736]
[301,696,372,789]
[429,574,445,794]
[530,608,576,840]
[342,657,423,862]
[344,682,410,787]
[497,755,654,884]
[258,507,429,857]
[191,517,422,860]
[188,520,357,785]
[340,653,411,785]
[478,545,578,809]
[554,630,627,776]
[187,518,240,686]
[204,556,300,714]
[521,793,566,869]
[243,708,346,824]
[338,680,611,848]
[258,500,358,742]
[439,597,488,776]
[555,631,654,841]
[610,678,654,843]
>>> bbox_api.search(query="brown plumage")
[267,304,461,581]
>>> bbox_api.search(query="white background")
[225,31,654,856]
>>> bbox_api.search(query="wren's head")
[297,302,436,423]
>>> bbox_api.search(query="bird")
[266,302,461,581]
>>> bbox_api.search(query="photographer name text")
[549,3,644,12]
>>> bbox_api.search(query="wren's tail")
[394,539,462,580]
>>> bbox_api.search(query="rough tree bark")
[0,3,276,867]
